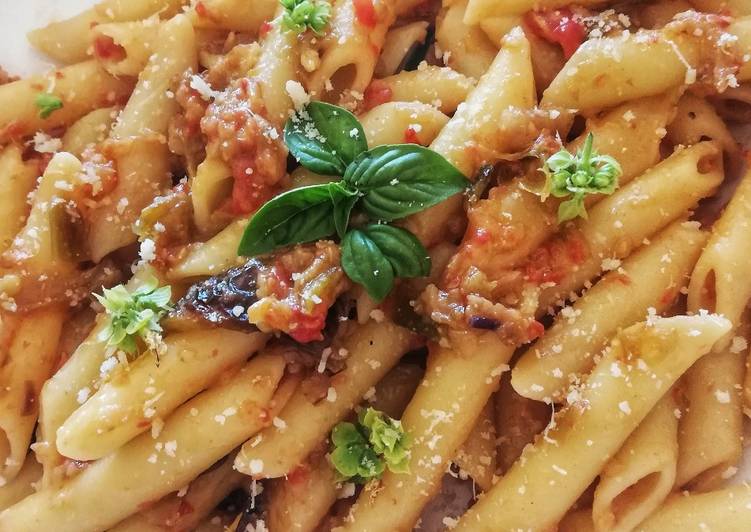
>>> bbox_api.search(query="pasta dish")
[1,0,751,530]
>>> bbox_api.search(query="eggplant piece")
[169,259,263,331]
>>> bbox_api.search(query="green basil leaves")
[238,101,469,302]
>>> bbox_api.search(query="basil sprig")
[238,101,469,302]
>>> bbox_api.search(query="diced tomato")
[363,80,392,111]
[259,21,273,38]
[527,320,545,341]
[525,8,586,59]
[660,288,676,305]
[195,1,209,17]
[524,231,588,285]
[93,35,126,61]
[230,155,270,215]
[288,306,328,343]
[353,0,378,28]
[403,127,420,144]
[288,464,309,486]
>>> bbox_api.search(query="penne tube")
[90,18,161,77]
[27,9,101,64]
[676,336,746,490]
[0,453,42,512]
[406,26,536,247]
[464,0,608,19]
[495,372,551,474]
[436,0,498,80]
[265,363,422,532]
[0,353,290,532]
[592,394,679,532]
[0,61,133,144]
[338,333,515,532]
[189,0,278,33]
[0,146,37,253]
[375,21,429,77]
[61,106,119,157]
[34,270,155,488]
[667,93,739,156]
[367,67,475,115]
[452,314,731,531]
[252,14,300,128]
[559,508,596,532]
[0,305,65,484]
[360,101,449,148]
[537,141,723,313]
[167,218,247,280]
[191,156,234,238]
[87,14,197,262]
[307,0,396,102]
[266,452,338,532]
[688,166,751,344]
[109,453,245,532]
[234,320,416,478]
[27,0,186,64]
[542,17,751,113]
[453,399,497,491]
[56,330,268,461]
[513,220,708,402]
[636,485,751,532]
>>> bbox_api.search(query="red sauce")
[353,0,378,28]
[230,155,272,214]
[93,35,126,62]
[660,288,676,305]
[288,306,328,343]
[195,1,209,17]
[403,127,420,144]
[259,21,273,38]
[363,80,392,111]
[524,231,588,285]
[527,320,545,341]
[525,8,586,59]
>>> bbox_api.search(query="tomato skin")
[363,79,392,111]
[259,21,273,38]
[353,0,378,28]
[525,8,586,59]
[403,127,420,144]
[93,35,126,61]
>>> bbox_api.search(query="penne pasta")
[56,330,268,461]
[452,314,731,531]
[513,220,708,402]
[234,320,416,478]
[0,353,290,532]
[592,394,680,532]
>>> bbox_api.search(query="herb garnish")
[94,278,172,355]
[35,93,63,119]
[330,407,410,483]
[280,0,331,35]
[543,133,621,222]
[237,101,468,302]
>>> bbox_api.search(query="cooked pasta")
[1,0,750,529]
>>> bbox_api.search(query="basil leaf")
[329,183,359,239]
[284,101,367,176]
[341,229,394,303]
[360,224,430,278]
[343,145,469,221]
[237,183,338,256]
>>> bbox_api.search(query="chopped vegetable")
[35,93,63,119]
[280,0,331,35]
[330,407,410,482]
[238,101,469,302]
[543,133,622,222]
[94,278,172,355]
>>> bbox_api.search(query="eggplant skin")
[171,259,263,331]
